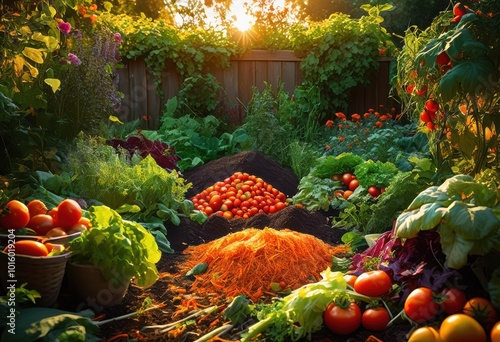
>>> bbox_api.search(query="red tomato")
[463,297,498,329]
[76,217,92,229]
[343,190,353,200]
[425,100,440,113]
[209,195,223,211]
[66,224,87,235]
[361,306,391,331]
[57,199,82,228]
[440,288,467,315]
[353,270,392,297]
[367,186,381,197]
[453,3,466,17]
[5,240,48,257]
[26,199,48,217]
[348,179,359,191]
[48,207,59,226]
[323,301,361,335]
[344,274,358,287]
[404,287,440,323]
[0,200,30,230]
[436,52,451,66]
[46,227,68,237]
[341,173,355,186]
[420,111,432,123]
[26,214,55,236]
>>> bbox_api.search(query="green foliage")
[395,172,500,269]
[311,153,364,178]
[148,97,249,171]
[69,205,161,288]
[289,6,394,112]
[354,160,399,189]
[65,135,204,252]
[176,73,222,117]
[0,307,99,342]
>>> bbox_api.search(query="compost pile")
[66,150,409,342]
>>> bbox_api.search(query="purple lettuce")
[350,229,463,303]
[107,133,180,171]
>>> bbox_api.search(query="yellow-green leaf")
[44,78,61,93]
[22,47,44,64]
[109,115,124,124]
[13,56,25,76]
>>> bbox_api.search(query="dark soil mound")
[183,150,300,198]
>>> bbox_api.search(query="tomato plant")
[440,288,467,315]
[408,326,441,342]
[439,313,486,342]
[361,306,390,331]
[26,214,55,236]
[5,240,48,257]
[463,297,498,329]
[323,300,361,335]
[0,200,30,230]
[404,287,440,323]
[353,270,392,297]
[57,199,82,228]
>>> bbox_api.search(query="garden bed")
[54,150,412,341]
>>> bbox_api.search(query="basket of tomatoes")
[0,198,90,306]
[1,240,70,307]
[0,198,90,246]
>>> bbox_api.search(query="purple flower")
[68,53,81,65]
[58,21,72,35]
[113,33,123,44]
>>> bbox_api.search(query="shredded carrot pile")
[180,227,351,301]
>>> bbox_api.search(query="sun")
[230,3,254,32]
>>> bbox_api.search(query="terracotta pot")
[65,262,130,312]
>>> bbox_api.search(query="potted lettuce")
[67,205,161,311]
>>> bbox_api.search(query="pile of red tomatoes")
[191,172,289,219]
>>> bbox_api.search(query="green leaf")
[395,203,446,238]
[405,186,450,211]
[109,115,124,124]
[186,263,208,277]
[44,78,60,93]
[439,57,498,102]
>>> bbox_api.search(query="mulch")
[55,150,412,341]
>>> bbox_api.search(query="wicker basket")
[0,251,70,307]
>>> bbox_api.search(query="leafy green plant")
[175,72,223,117]
[395,172,500,269]
[289,5,395,113]
[145,97,249,171]
[69,205,161,288]
[65,135,205,252]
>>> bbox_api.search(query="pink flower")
[68,53,81,65]
[113,33,123,44]
[58,21,71,35]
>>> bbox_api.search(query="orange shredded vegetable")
[180,227,350,301]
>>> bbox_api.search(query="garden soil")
[57,150,411,342]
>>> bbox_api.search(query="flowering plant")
[322,106,423,170]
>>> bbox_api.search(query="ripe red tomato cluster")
[191,172,288,219]
[0,198,91,237]
[332,172,383,200]
[420,100,441,131]
[323,270,393,335]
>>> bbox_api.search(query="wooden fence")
[116,50,394,129]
